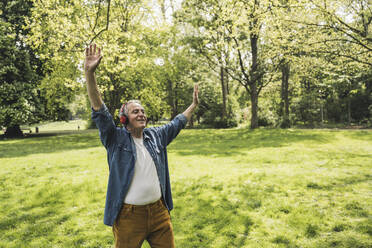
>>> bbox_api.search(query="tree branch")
[286,19,372,52]
[312,49,372,66]
[307,38,371,51]
[310,0,367,38]
[231,36,250,83]
[225,66,248,91]
[89,0,111,45]
[92,0,103,33]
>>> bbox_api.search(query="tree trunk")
[174,82,179,120]
[4,125,23,138]
[250,33,259,129]
[167,79,177,119]
[347,97,351,125]
[220,66,227,120]
[280,62,290,127]
[250,83,258,129]
[189,115,194,127]
[225,67,229,95]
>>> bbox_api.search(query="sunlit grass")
[26,119,88,132]
[0,128,371,247]
[0,120,88,136]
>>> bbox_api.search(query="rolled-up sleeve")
[156,114,188,146]
[91,103,116,149]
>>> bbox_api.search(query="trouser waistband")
[123,198,163,210]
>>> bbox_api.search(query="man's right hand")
[84,43,102,73]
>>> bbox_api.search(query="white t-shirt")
[124,136,162,205]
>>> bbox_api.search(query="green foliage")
[26,0,199,123]
[20,0,372,130]
[40,63,79,121]
[291,93,322,127]
[196,81,222,127]
[0,1,45,133]
[257,98,277,127]
[196,80,239,128]
[68,93,89,120]
[225,95,240,127]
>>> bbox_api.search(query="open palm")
[84,44,102,73]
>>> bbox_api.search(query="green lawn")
[0,120,88,136]
[0,128,371,247]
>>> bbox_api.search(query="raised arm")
[182,84,199,122]
[85,44,103,111]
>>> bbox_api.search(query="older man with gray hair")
[84,44,199,248]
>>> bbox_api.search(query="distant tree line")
[1,0,370,137]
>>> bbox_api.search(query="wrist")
[85,68,95,75]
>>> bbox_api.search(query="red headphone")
[119,102,129,125]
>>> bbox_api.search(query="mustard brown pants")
[112,199,175,248]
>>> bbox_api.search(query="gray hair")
[119,99,142,117]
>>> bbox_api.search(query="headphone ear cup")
[120,115,126,124]
[119,102,128,125]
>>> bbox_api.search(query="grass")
[0,128,371,247]
[0,120,88,136]
[25,119,88,132]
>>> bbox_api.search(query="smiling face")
[126,102,147,130]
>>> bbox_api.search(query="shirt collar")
[123,127,150,140]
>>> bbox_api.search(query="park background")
[0,0,371,247]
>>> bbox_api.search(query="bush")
[199,93,239,128]
[291,93,321,126]
[257,102,276,127]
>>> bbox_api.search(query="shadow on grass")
[0,187,71,245]
[341,130,372,141]
[173,176,262,247]
[170,128,333,157]
[0,130,101,158]
[1,128,337,159]
[0,180,105,247]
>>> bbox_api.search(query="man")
[84,44,199,248]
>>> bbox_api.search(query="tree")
[175,0,238,127]
[286,0,371,126]
[293,0,371,67]
[27,0,182,124]
[0,0,45,137]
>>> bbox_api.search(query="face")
[126,103,147,129]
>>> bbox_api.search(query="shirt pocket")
[114,143,133,164]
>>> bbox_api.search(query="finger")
[94,43,96,55]
[98,47,101,56]
[89,44,92,56]
[85,47,88,56]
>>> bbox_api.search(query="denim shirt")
[92,103,187,226]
